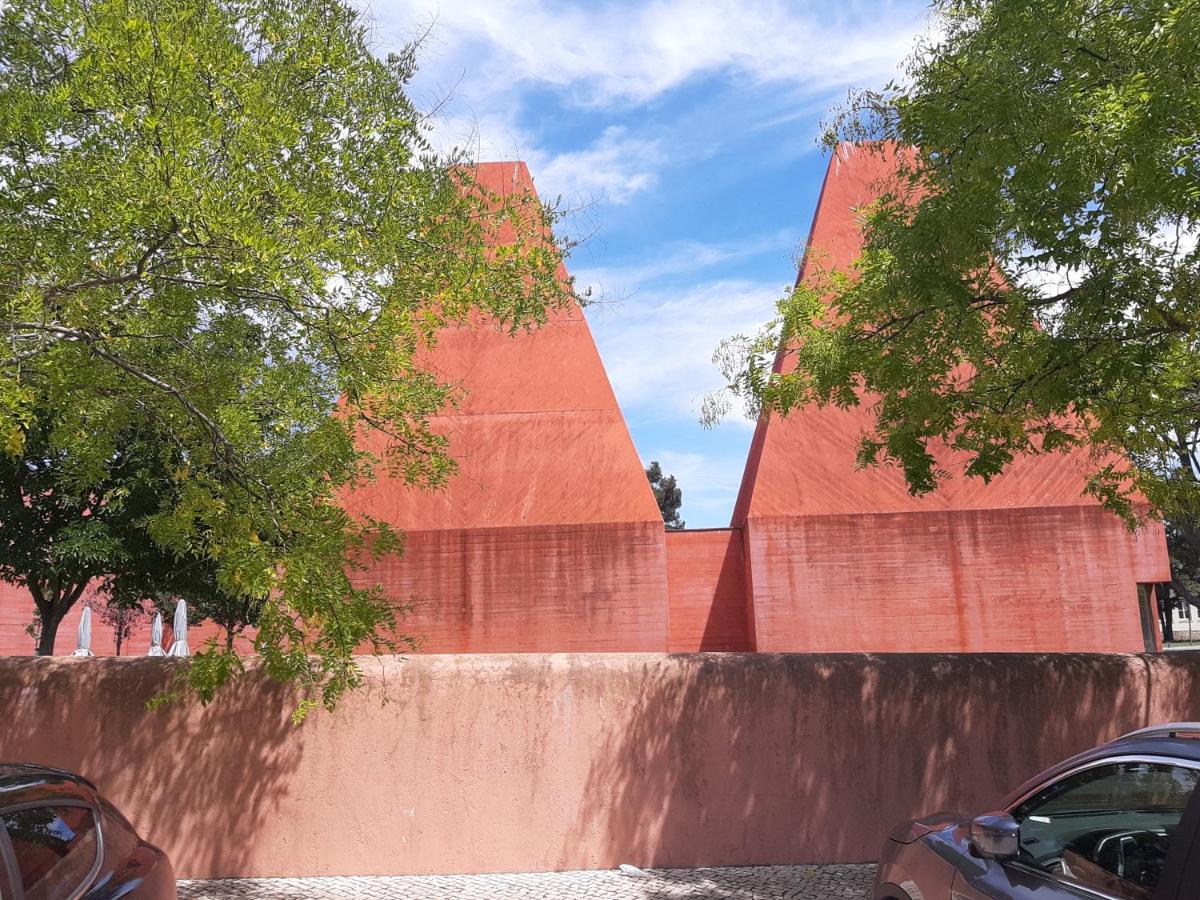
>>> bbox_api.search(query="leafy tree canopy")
[713,0,1200,528]
[0,411,198,655]
[0,0,571,716]
[645,460,684,530]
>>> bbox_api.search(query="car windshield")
[1011,760,1198,900]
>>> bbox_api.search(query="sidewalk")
[178,864,877,899]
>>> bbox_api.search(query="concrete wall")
[665,529,751,651]
[359,523,669,652]
[746,506,1168,652]
[3,652,1200,879]
[731,143,1171,653]
[336,162,671,653]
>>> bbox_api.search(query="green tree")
[0,414,188,655]
[715,0,1200,537]
[0,407,267,655]
[137,571,266,652]
[645,461,685,530]
[96,596,147,656]
[0,0,570,715]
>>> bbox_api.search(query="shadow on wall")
[0,657,302,878]
[565,653,1200,868]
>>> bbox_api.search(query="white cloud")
[376,0,924,108]
[574,230,796,300]
[648,448,746,517]
[368,0,928,207]
[529,126,664,205]
[355,0,928,524]
[587,277,787,424]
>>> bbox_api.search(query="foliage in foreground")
[0,0,571,714]
[712,0,1200,552]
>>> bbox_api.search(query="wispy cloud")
[377,0,925,108]
[588,277,788,423]
[369,0,928,205]
[574,230,797,300]
[647,448,747,518]
[530,126,664,205]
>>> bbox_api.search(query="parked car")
[0,763,175,899]
[874,723,1200,899]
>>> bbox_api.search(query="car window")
[1,806,99,900]
[1011,761,1198,900]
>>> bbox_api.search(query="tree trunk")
[36,613,63,656]
[1160,584,1175,643]
[31,581,87,656]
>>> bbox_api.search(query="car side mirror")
[969,813,1020,860]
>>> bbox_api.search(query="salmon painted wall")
[733,144,1171,652]
[3,653,1200,877]
[664,529,751,651]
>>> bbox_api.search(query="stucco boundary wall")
[3,652,1200,879]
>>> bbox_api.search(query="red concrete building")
[341,162,670,653]
[0,152,1171,656]
[728,144,1170,654]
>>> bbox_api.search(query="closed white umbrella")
[70,607,94,657]
[147,612,166,657]
[166,600,190,657]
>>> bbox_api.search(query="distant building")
[0,151,1171,655]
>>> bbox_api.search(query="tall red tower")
[341,162,670,652]
[731,144,1170,652]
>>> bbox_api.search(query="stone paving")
[178,864,877,899]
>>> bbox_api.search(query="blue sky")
[365,0,932,527]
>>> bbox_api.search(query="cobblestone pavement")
[178,864,877,899]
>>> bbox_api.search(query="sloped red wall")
[0,152,1174,658]
[1,162,670,657]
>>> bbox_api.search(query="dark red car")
[0,763,175,899]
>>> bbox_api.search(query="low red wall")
[665,529,751,651]
[355,522,669,652]
[746,506,1170,652]
[3,652,1200,879]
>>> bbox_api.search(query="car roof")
[0,763,97,807]
[1103,735,1200,763]
[1000,724,1200,809]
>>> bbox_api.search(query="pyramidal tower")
[341,162,669,652]
[731,143,1170,652]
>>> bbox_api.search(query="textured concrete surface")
[0,151,1173,660]
[665,529,751,652]
[178,865,877,899]
[5,653,1200,878]
[338,160,672,655]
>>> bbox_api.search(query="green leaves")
[719,0,1200,526]
[0,0,571,713]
